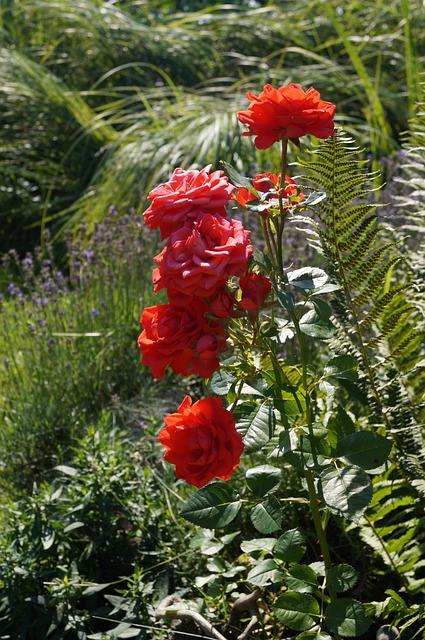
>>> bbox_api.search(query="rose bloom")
[238,272,272,311]
[158,395,244,488]
[237,83,336,149]
[234,174,304,210]
[233,172,280,208]
[153,213,253,305]
[208,288,237,318]
[144,164,235,238]
[138,301,227,379]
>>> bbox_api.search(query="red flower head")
[238,272,272,311]
[237,83,336,149]
[208,288,237,318]
[152,213,253,305]
[144,165,236,238]
[233,173,304,212]
[158,395,244,488]
[233,172,280,208]
[138,301,227,379]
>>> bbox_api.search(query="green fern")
[296,129,425,608]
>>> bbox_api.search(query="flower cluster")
[233,172,304,215]
[139,83,336,489]
[138,164,255,379]
[139,164,254,486]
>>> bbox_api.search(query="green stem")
[276,138,289,270]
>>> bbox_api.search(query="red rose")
[233,172,280,208]
[144,165,235,238]
[237,83,336,149]
[208,288,237,318]
[138,301,227,379]
[158,395,244,488]
[153,213,253,305]
[234,173,304,210]
[191,322,228,378]
[283,175,304,206]
[238,272,272,311]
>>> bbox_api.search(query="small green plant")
[0,414,202,639]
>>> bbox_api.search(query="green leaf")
[241,538,276,554]
[250,495,282,533]
[312,298,332,320]
[55,465,79,476]
[324,355,359,381]
[303,191,327,206]
[284,564,319,594]
[280,431,330,470]
[221,161,253,188]
[300,310,336,339]
[326,405,356,450]
[246,465,282,498]
[274,528,306,563]
[325,598,372,637]
[236,402,275,453]
[336,431,393,470]
[327,564,358,593]
[287,267,330,291]
[247,559,284,586]
[210,369,236,396]
[181,482,241,528]
[318,465,372,522]
[273,592,320,631]
[240,538,276,556]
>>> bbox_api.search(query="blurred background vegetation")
[1,0,424,255]
[0,1,424,638]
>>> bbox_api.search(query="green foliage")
[0,417,200,639]
[0,211,160,492]
[1,0,425,252]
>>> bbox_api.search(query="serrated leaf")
[324,355,359,381]
[312,298,332,320]
[325,598,372,637]
[221,161,253,188]
[336,431,393,470]
[240,538,276,555]
[303,191,327,206]
[246,465,282,498]
[327,564,358,593]
[247,559,284,586]
[274,529,306,563]
[273,591,320,631]
[318,465,372,522]
[250,495,282,533]
[210,369,236,396]
[280,431,330,470]
[300,310,335,339]
[237,402,275,453]
[181,482,241,528]
[284,564,319,593]
[287,267,330,291]
[326,406,356,450]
